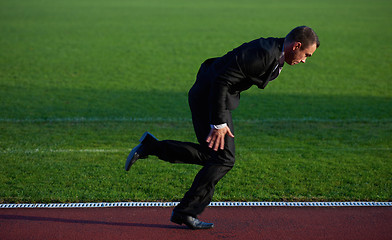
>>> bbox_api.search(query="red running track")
[1,207,391,240]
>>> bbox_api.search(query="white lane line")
[1,147,391,154]
[1,117,391,123]
[1,149,122,154]
[1,201,391,209]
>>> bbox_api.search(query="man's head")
[284,26,320,65]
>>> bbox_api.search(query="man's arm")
[207,75,235,151]
[206,43,268,151]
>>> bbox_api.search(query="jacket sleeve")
[209,76,231,125]
[208,58,247,124]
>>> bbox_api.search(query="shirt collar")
[279,44,285,66]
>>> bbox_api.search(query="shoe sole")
[125,144,141,171]
[170,214,214,230]
[125,132,158,171]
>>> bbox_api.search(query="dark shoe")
[125,132,158,171]
[170,212,214,230]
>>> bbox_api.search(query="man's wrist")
[210,123,227,129]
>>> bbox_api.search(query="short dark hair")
[285,26,320,49]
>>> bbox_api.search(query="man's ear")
[293,42,302,50]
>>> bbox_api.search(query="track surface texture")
[1,206,391,240]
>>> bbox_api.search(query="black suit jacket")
[189,37,285,125]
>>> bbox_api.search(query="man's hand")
[206,126,235,151]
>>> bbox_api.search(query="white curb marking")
[1,202,391,209]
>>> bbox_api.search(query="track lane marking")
[1,201,391,208]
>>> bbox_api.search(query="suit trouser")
[150,86,235,218]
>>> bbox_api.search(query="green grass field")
[1,0,391,203]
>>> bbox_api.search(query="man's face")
[285,42,317,65]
